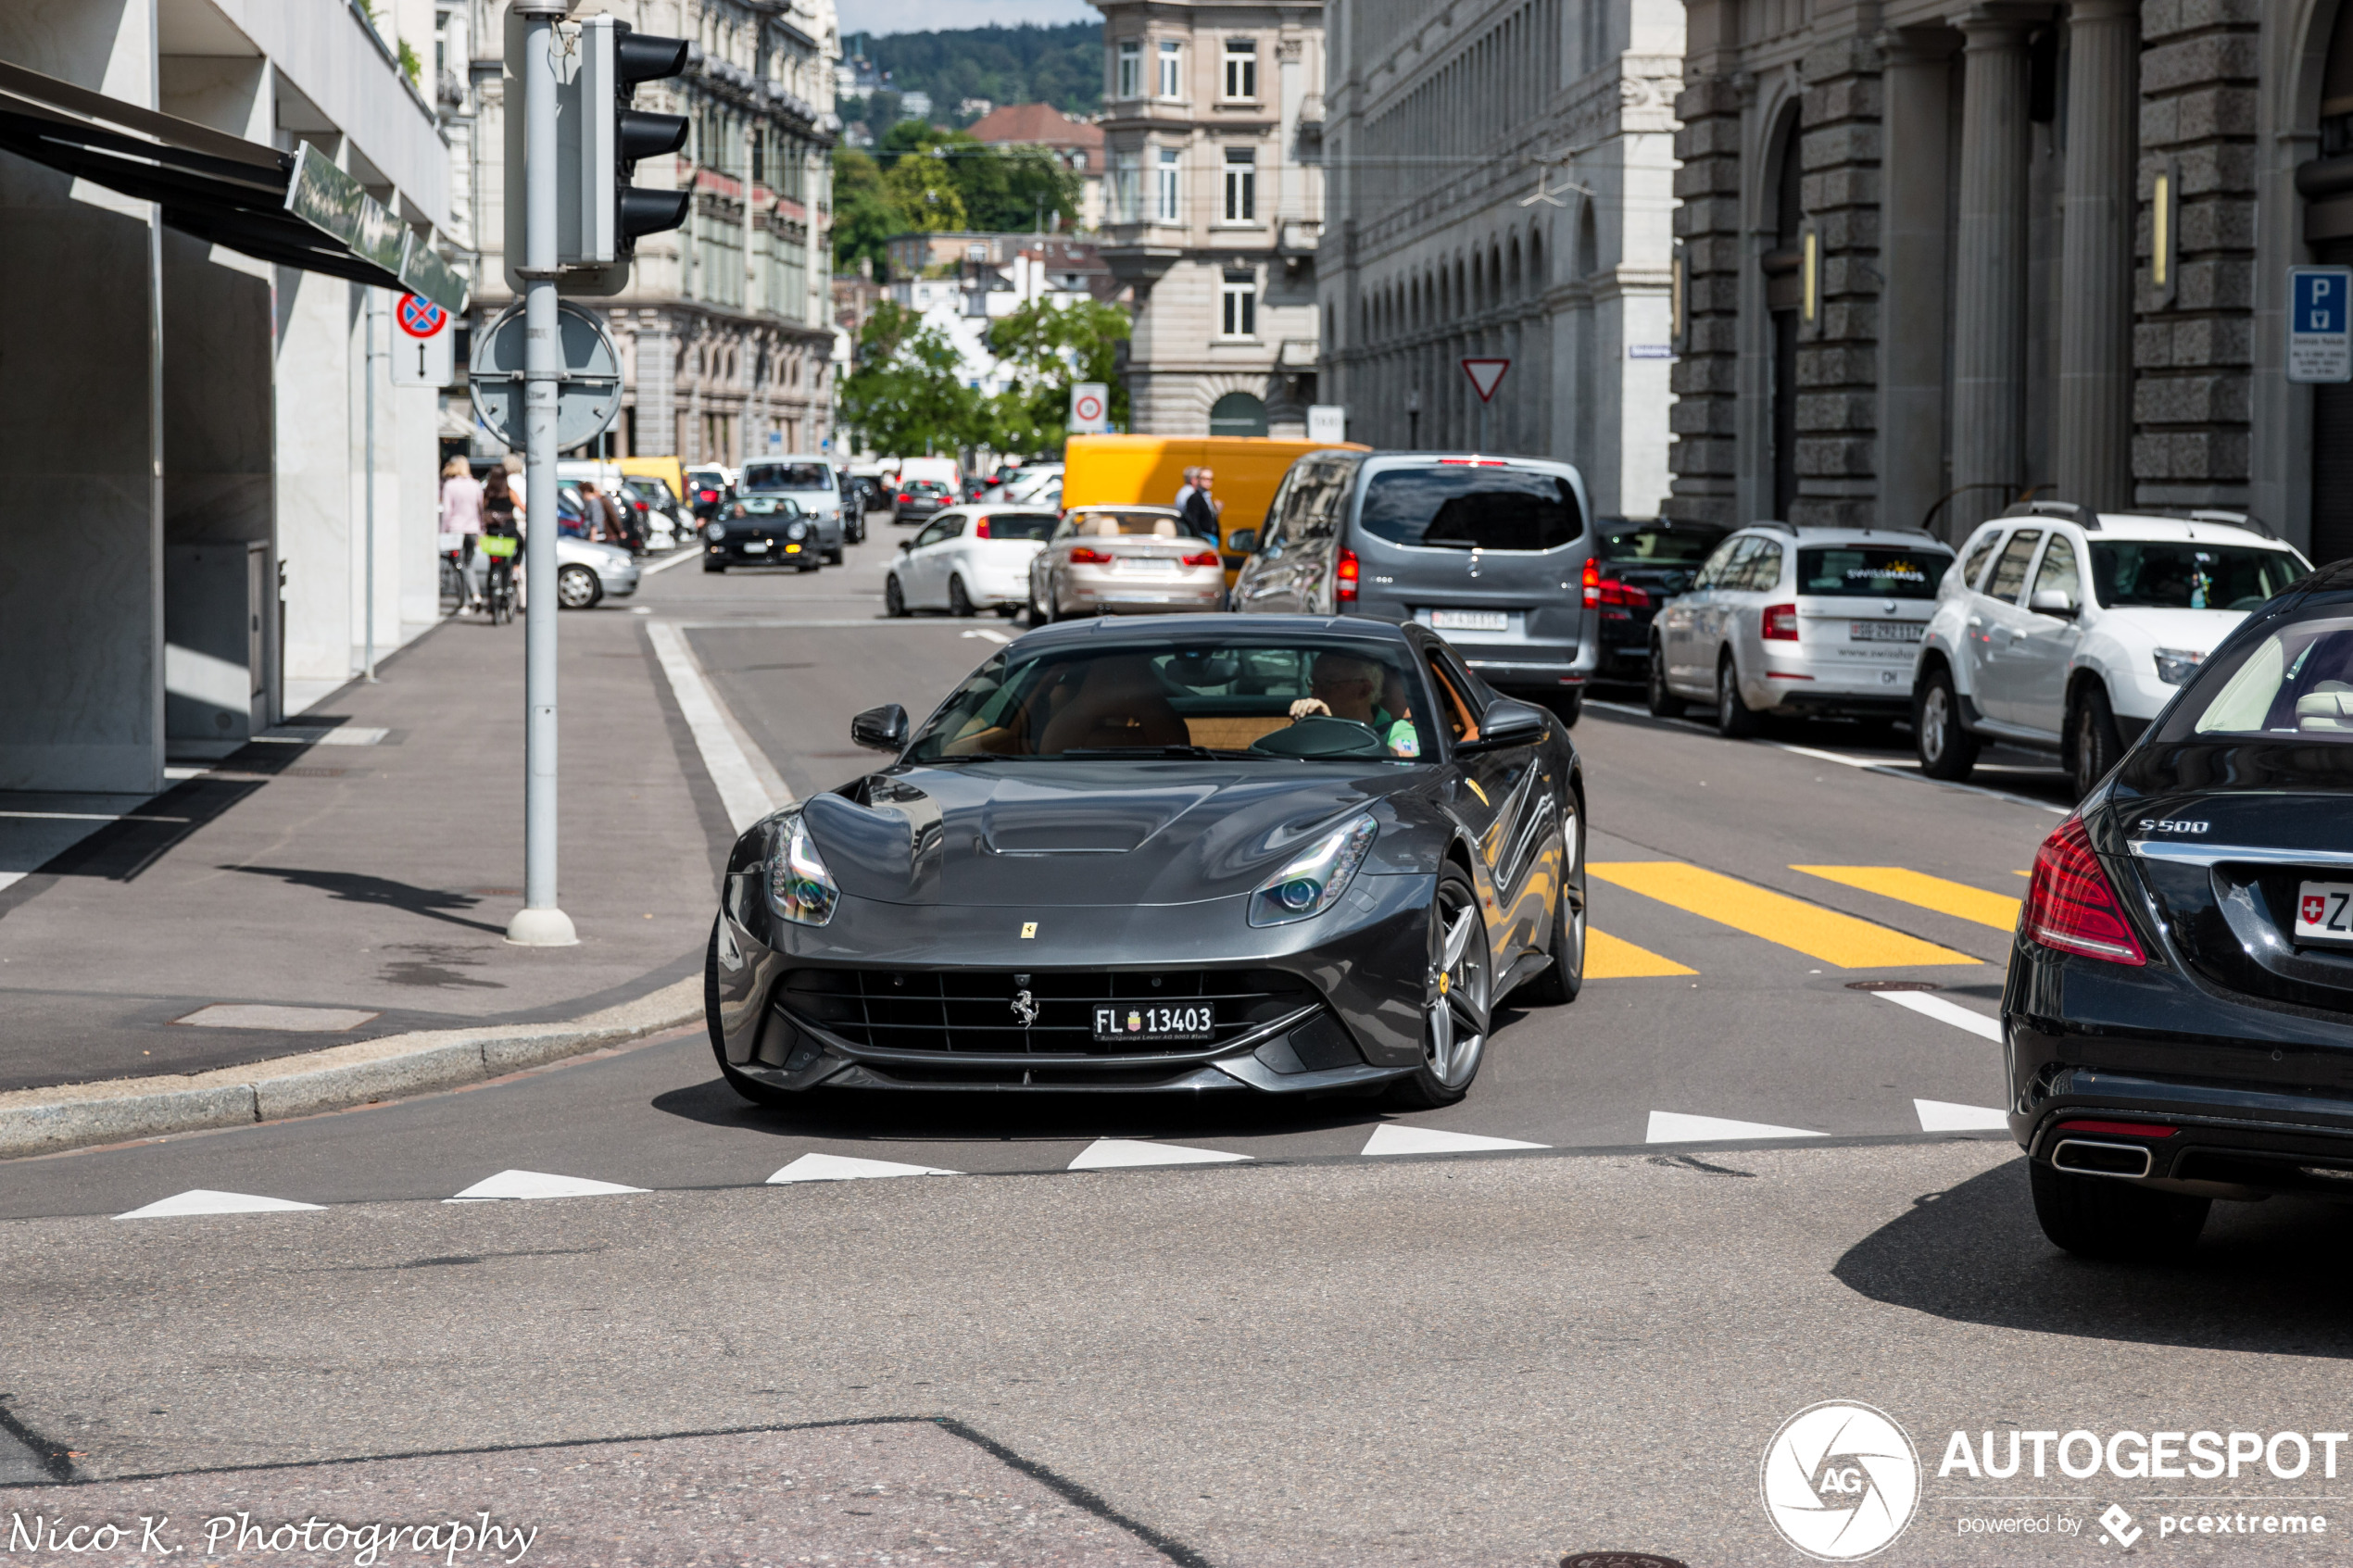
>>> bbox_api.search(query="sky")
[837,0,1099,38]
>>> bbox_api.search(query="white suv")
[1650,523,1957,735]
[1911,502,2309,797]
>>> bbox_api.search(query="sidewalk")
[0,602,733,1098]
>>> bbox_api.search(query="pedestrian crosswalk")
[1583,859,2022,980]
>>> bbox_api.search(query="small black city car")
[2007,559,2353,1259]
[705,615,1588,1104]
[702,495,818,573]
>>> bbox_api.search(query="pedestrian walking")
[438,457,484,610]
[1182,468,1221,545]
[1173,466,1200,514]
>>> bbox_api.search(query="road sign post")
[1461,358,1509,453]
[2288,267,2353,384]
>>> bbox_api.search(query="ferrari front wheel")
[1388,866,1491,1108]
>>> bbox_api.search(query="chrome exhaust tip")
[2051,1138,2156,1179]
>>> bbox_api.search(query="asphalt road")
[12,526,2347,1565]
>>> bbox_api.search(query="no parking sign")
[1069,382,1111,433]
[391,292,455,388]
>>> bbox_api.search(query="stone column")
[1877,31,1957,536]
[1948,11,2034,535]
[2057,0,2138,512]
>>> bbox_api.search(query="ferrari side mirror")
[851,703,909,753]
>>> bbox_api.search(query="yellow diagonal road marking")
[1590,862,1980,968]
[1791,865,2022,932]
[1587,930,1696,979]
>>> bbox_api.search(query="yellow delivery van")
[1062,435,1368,583]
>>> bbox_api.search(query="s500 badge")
[2139,819,2209,834]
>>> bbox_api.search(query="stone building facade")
[1315,0,1685,518]
[1670,0,2353,560]
[1091,0,1327,437]
[451,0,838,466]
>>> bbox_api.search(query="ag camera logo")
[1761,1401,1921,1561]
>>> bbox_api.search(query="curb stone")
[0,975,703,1160]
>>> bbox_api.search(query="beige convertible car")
[1028,506,1227,621]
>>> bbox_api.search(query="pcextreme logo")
[1760,1401,1922,1561]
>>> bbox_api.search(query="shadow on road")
[222,865,509,935]
[1834,1158,2353,1357]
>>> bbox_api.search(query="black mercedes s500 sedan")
[704,615,1588,1109]
[2007,559,2353,1259]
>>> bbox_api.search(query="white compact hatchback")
[1911,501,2309,797]
[1649,524,1957,735]
[885,505,1059,617]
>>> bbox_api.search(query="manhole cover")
[1845,980,1943,992]
[1563,1554,1691,1568]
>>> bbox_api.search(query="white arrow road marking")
[1646,1110,1824,1144]
[767,1153,961,1184]
[116,1190,324,1220]
[1067,1138,1251,1170]
[446,1170,649,1202]
[1872,988,2004,1041]
[1915,1098,2011,1132]
[1361,1124,1548,1157]
[961,628,1013,645]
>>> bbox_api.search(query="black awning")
[0,58,466,311]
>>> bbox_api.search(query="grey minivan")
[1231,451,1598,719]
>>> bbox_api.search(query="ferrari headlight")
[1250,813,1378,927]
[767,813,840,926]
[2153,646,2205,686]
[704,521,726,543]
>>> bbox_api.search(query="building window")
[1157,40,1183,99]
[1116,39,1140,100]
[1222,38,1258,100]
[1220,270,1258,337]
[1155,147,1181,222]
[1112,150,1140,222]
[1222,147,1256,222]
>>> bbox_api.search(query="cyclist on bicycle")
[478,469,523,620]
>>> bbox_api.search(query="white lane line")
[1916,1098,2011,1132]
[1067,1138,1251,1170]
[641,546,705,576]
[962,628,1013,645]
[1873,989,2003,1042]
[645,620,789,833]
[0,872,25,894]
[767,1153,961,1183]
[446,1170,648,1202]
[116,1190,323,1220]
[1646,1110,1824,1144]
[1362,1123,1548,1156]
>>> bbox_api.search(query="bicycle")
[478,533,518,625]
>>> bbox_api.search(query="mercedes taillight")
[2021,815,2148,965]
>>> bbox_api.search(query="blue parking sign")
[2289,266,2353,383]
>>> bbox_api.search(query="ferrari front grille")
[776,968,1315,1057]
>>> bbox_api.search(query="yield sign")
[1461,358,1509,402]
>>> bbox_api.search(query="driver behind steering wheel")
[1289,652,1420,757]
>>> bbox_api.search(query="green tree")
[830,148,900,273]
[984,297,1131,453]
[838,300,982,458]
[879,146,967,232]
[876,127,1080,234]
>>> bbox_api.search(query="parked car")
[619,476,683,551]
[739,457,848,564]
[885,505,1059,617]
[1232,450,1598,721]
[893,478,954,524]
[703,495,820,573]
[1590,518,1730,684]
[1911,502,2310,797]
[837,474,867,545]
[686,466,735,521]
[1649,523,1957,736]
[556,535,638,608]
[1029,506,1226,622]
[2002,560,2353,1259]
[847,475,893,524]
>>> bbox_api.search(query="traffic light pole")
[508,0,576,947]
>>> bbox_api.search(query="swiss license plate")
[1431,609,1509,633]
[1093,1001,1215,1042]
[2295,882,2353,945]
[744,539,769,552]
[1849,620,1923,642]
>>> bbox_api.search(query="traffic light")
[580,16,689,264]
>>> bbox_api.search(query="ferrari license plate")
[1093,1002,1215,1042]
[1849,621,1923,642]
[1430,609,1509,633]
[2295,882,2353,945]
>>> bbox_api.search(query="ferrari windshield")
[909,640,1439,761]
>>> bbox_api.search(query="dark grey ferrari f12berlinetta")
[705,614,1587,1105]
